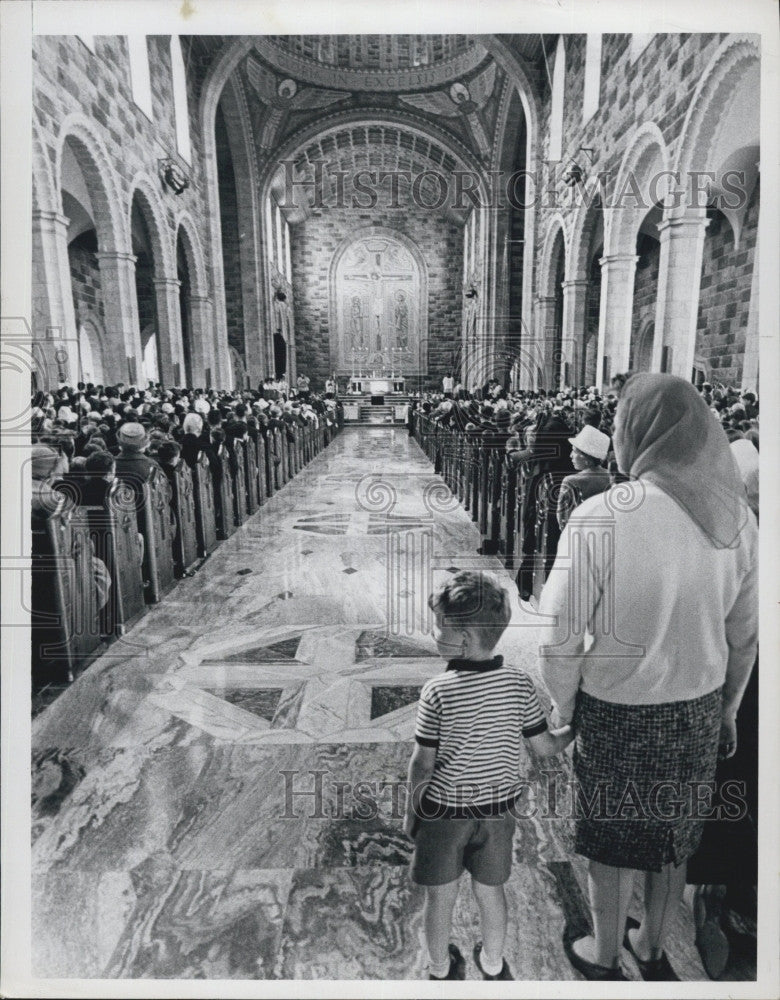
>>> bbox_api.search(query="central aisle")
[31,427,704,981]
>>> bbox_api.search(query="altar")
[348,375,405,395]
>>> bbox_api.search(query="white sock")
[429,952,451,978]
[480,947,504,976]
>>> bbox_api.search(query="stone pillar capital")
[189,293,212,305]
[153,276,182,290]
[96,250,137,267]
[32,209,71,230]
[561,278,590,291]
[656,214,711,239]
[536,294,557,305]
[599,253,639,268]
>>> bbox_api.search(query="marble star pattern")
[31,427,716,981]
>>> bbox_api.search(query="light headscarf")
[614,373,748,549]
[32,445,61,480]
[183,412,203,435]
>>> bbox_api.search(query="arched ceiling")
[185,34,553,217]
[256,35,488,90]
[238,40,509,169]
[268,120,472,224]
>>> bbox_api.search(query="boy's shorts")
[410,811,515,886]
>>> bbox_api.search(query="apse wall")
[290,207,463,387]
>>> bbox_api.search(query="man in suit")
[556,425,612,530]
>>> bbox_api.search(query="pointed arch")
[540,213,568,298]
[55,112,127,252]
[605,122,669,257]
[173,209,208,297]
[568,176,605,280]
[127,173,174,280]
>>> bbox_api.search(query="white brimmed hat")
[568,425,610,461]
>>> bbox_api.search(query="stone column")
[153,277,186,387]
[96,251,143,385]
[561,278,589,387]
[31,210,79,383]
[188,293,214,388]
[741,241,759,392]
[32,211,75,337]
[596,253,638,388]
[653,214,710,379]
[535,294,557,391]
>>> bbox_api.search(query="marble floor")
[31,427,751,983]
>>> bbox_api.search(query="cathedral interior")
[17,23,767,991]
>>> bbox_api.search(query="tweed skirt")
[572,688,722,872]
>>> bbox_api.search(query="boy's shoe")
[473,942,514,980]
[429,944,466,980]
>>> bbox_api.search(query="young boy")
[404,571,572,980]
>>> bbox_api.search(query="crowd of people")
[410,373,759,602]
[29,376,342,635]
[407,371,759,983]
[30,375,342,509]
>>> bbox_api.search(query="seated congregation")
[30,379,342,701]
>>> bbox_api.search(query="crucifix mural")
[333,235,424,374]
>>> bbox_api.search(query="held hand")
[719,714,737,760]
[551,724,574,752]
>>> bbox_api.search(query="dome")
[253,35,488,91]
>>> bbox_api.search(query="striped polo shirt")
[414,655,548,818]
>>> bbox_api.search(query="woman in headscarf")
[538,374,758,981]
[180,411,207,469]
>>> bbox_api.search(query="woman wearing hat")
[539,373,758,981]
[557,425,612,530]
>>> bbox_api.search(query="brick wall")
[134,256,157,338]
[695,182,759,384]
[68,238,104,326]
[631,234,660,362]
[290,206,463,387]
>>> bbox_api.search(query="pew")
[86,495,146,636]
[170,462,200,575]
[291,426,301,475]
[32,502,103,686]
[30,417,345,696]
[468,434,481,522]
[193,451,218,557]
[477,440,490,536]
[256,435,268,503]
[532,473,554,603]
[455,435,466,504]
[481,447,503,555]
[498,460,517,569]
[513,470,528,570]
[283,428,294,482]
[215,448,236,540]
[244,438,260,515]
[231,442,248,527]
[272,428,283,490]
[265,433,276,497]
[141,466,177,603]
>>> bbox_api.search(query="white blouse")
[538,481,758,724]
